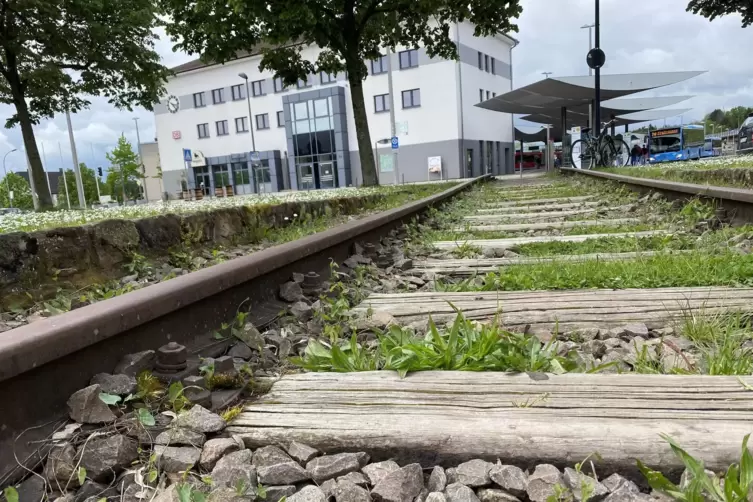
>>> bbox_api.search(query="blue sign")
[391,136,399,150]
[183,148,192,162]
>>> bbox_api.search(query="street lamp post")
[133,117,147,201]
[580,24,595,76]
[593,0,601,135]
[239,73,258,194]
[3,148,17,208]
[581,22,596,129]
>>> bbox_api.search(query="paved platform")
[459,218,643,233]
[227,371,753,473]
[433,230,669,251]
[408,251,684,276]
[351,287,753,330]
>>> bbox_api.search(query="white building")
[153,22,517,197]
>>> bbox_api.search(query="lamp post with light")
[238,73,259,193]
[3,148,17,208]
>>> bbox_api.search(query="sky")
[0,0,751,174]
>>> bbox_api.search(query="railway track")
[4,172,753,502]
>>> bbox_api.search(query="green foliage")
[124,252,152,277]
[688,0,753,27]
[0,0,167,209]
[99,392,122,405]
[451,241,482,259]
[0,173,33,209]
[57,164,108,207]
[292,310,574,376]
[445,252,753,292]
[161,0,522,186]
[638,434,753,501]
[3,487,19,502]
[177,483,205,502]
[137,407,156,426]
[106,135,144,202]
[680,313,753,375]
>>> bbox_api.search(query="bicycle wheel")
[570,140,595,169]
[613,139,630,166]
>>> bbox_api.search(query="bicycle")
[570,119,630,169]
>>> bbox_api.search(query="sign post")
[390,137,399,184]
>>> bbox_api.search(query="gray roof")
[478,71,705,114]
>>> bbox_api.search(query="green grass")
[292,311,591,375]
[435,251,753,291]
[512,234,697,256]
[599,156,753,190]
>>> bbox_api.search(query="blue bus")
[649,125,705,163]
[701,137,723,158]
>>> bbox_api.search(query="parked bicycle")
[570,119,630,169]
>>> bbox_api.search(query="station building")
[153,22,517,197]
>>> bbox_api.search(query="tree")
[0,0,168,210]
[161,0,522,186]
[0,172,33,209]
[57,163,108,207]
[106,135,143,202]
[703,106,753,131]
[687,0,753,27]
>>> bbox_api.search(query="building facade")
[154,22,516,197]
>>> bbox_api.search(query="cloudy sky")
[0,0,750,173]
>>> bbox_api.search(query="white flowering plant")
[0,182,457,235]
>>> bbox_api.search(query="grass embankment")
[599,155,753,189]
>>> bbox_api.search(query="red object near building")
[515,151,543,170]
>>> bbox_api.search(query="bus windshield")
[651,135,682,153]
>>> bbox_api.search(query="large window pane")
[296,119,310,134]
[314,98,328,117]
[294,101,308,120]
[314,116,331,132]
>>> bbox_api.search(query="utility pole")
[65,110,87,209]
[386,50,400,185]
[582,22,595,129]
[542,72,552,79]
[593,0,601,134]
[40,143,53,204]
[58,143,71,209]
[133,117,147,201]
[90,144,101,201]
[239,73,258,193]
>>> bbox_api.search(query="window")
[231,84,244,101]
[197,123,209,138]
[491,58,496,74]
[320,72,336,84]
[216,120,229,136]
[477,51,483,69]
[484,55,489,72]
[399,49,418,69]
[486,90,491,100]
[273,77,286,93]
[374,94,389,113]
[255,113,270,130]
[479,89,484,103]
[496,142,501,168]
[212,88,225,104]
[277,110,284,127]
[232,162,250,185]
[193,92,206,108]
[235,116,248,133]
[401,89,420,109]
[297,77,312,89]
[251,80,265,97]
[370,55,388,75]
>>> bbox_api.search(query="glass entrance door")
[298,163,315,190]
[319,162,336,189]
[194,168,211,195]
[254,162,273,194]
[465,149,473,178]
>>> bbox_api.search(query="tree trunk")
[347,74,379,186]
[8,75,53,210]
